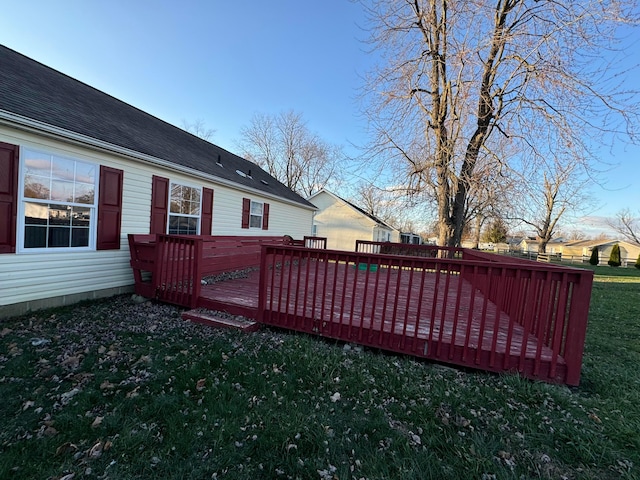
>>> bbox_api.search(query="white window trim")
[16,147,99,253]
[249,200,264,229]
[167,181,203,235]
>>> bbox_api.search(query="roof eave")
[0,110,316,211]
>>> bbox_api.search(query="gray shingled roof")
[0,45,314,208]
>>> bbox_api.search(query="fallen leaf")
[44,426,58,437]
[589,413,602,424]
[0,327,12,336]
[91,416,104,428]
[61,356,81,370]
[135,355,151,365]
[60,388,81,404]
[55,442,79,456]
[88,441,103,458]
[100,380,116,390]
[22,400,35,411]
[196,378,206,391]
[126,386,140,398]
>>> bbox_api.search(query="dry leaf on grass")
[55,442,79,456]
[91,416,104,428]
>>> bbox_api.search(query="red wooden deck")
[127,235,594,385]
[201,264,554,359]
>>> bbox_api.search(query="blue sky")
[1,1,638,236]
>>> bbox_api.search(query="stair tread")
[182,309,260,332]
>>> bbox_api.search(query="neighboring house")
[517,237,564,254]
[0,45,315,316]
[561,239,640,265]
[308,190,400,251]
[400,232,422,245]
[517,237,539,253]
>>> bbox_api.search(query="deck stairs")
[182,309,260,332]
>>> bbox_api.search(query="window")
[241,197,269,230]
[250,201,263,228]
[20,149,97,250]
[168,182,201,235]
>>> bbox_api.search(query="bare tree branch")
[358,0,640,247]
[181,119,216,141]
[608,208,640,243]
[237,111,342,197]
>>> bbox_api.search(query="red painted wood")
[128,237,593,385]
[0,142,19,253]
[262,202,269,230]
[201,187,214,235]
[241,198,250,229]
[150,176,169,234]
[97,165,123,250]
[254,245,592,385]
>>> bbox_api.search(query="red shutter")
[201,187,213,235]
[241,197,250,229]
[0,142,19,254]
[262,202,270,230]
[97,165,123,250]
[150,175,169,234]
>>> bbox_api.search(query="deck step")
[182,309,261,332]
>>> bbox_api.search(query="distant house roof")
[309,189,398,231]
[0,45,314,209]
[564,239,640,249]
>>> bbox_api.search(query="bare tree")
[238,111,341,197]
[608,209,640,243]
[359,0,639,247]
[181,119,216,141]
[504,153,591,253]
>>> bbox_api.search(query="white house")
[0,45,316,317]
[308,190,400,251]
[561,239,640,266]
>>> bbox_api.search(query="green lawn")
[1,266,639,479]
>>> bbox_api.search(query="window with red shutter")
[242,198,269,230]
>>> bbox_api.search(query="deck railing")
[258,244,593,385]
[355,240,463,258]
[155,234,203,308]
[128,234,327,308]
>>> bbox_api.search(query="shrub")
[589,247,599,266]
[608,244,622,267]
[635,253,640,269]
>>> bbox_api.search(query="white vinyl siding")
[309,191,400,251]
[0,126,314,310]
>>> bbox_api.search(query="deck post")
[562,272,594,386]
[257,245,269,323]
